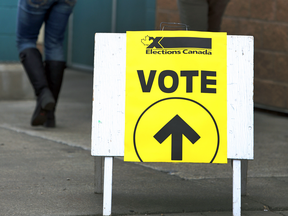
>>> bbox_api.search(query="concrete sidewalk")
[1,65,288,216]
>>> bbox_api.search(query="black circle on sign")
[133,97,220,163]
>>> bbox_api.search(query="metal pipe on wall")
[111,0,117,33]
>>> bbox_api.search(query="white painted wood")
[92,33,254,216]
[103,157,113,216]
[227,36,254,160]
[91,34,254,160]
[91,33,126,156]
[233,160,241,216]
[94,156,103,194]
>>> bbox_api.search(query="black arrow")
[154,115,201,160]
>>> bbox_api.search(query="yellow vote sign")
[124,31,227,163]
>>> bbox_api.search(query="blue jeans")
[16,0,76,61]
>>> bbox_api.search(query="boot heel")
[44,119,56,128]
[43,110,56,128]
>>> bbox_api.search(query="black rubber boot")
[44,60,66,128]
[19,48,55,126]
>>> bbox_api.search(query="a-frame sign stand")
[91,33,254,216]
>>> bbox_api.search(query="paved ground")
[1,65,288,215]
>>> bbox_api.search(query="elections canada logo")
[141,35,212,55]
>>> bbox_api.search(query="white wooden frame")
[91,33,254,216]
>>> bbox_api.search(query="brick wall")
[155,0,180,29]
[222,0,288,111]
[156,0,288,112]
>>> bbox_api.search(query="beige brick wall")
[156,0,288,111]
[222,0,288,111]
[155,0,180,29]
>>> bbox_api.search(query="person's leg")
[16,0,56,126]
[44,61,66,127]
[43,0,76,127]
[177,0,208,31]
[44,0,76,61]
[16,0,54,53]
[207,0,230,32]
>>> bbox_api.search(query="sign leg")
[94,156,103,194]
[233,159,241,216]
[103,157,114,216]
